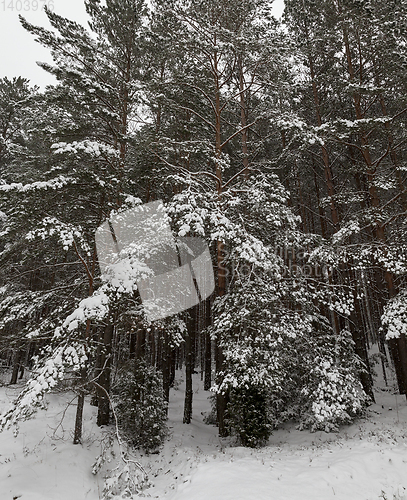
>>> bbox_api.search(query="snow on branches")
[51,140,119,158]
[0,175,74,193]
[381,289,407,340]
[0,342,88,430]
[26,217,91,254]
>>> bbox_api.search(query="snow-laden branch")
[382,289,407,340]
[0,342,88,430]
[51,140,119,158]
[0,175,74,193]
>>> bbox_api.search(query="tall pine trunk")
[183,307,197,424]
[96,324,114,426]
[341,19,407,396]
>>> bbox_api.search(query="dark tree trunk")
[183,306,197,424]
[204,297,212,391]
[204,330,212,391]
[129,330,136,357]
[215,340,228,436]
[183,331,193,424]
[156,331,162,370]
[10,348,23,385]
[135,327,146,360]
[150,328,156,367]
[162,331,171,405]
[73,388,85,444]
[383,269,407,397]
[96,324,114,426]
[349,275,375,402]
[169,347,176,387]
[389,336,407,395]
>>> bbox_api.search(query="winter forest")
[1,0,407,498]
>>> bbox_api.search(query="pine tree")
[284,0,407,397]
[0,0,150,440]
[144,0,293,434]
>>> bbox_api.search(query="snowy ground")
[1,371,407,500]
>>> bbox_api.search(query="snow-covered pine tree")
[143,0,293,434]
[0,0,152,442]
[208,173,367,442]
[284,0,407,397]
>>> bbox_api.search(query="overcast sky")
[0,0,285,89]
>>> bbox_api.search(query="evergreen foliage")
[0,0,406,453]
[112,359,168,453]
[225,386,272,448]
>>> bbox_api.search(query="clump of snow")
[51,140,119,158]
[0,175,73,193]
[26,217,91,254]
[61,288,111,332]
[382,289,407,340]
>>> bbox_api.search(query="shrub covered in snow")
[381,289,407,340]
[225,386,273,447]
[211,272,368,440]
[299,329,368,431]
[112,359,168,453]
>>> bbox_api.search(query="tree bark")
[10,347,23,385]
[349,269,375,401]
[96,324,114,426]
[162,330,171,405]
[183,307,197,424]
[169,347,176,388]
[204,330,212,391]
[73,387,85,444]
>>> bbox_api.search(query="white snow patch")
[1,372,407,500]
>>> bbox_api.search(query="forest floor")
[1,370,407,500]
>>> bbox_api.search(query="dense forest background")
[0,0,407,450]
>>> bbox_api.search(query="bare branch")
[221,119,258,149]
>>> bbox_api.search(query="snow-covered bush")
[299,329,368,431]
[304,363,366,431]
[112,359,168,453]
[381,289,407,340]
[101,461,149,500]
[213,282,367,437]
[225,386,272,447]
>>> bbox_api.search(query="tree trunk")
[162,330,171,404]
[349,269,375,401]
[73,387,85,444]
[238,55,249,179]
[10,347,23,385]
[204,296,212,391]
[135,327,146,360]
[169,347,176,387]
[96,324,114,426]
[306,26,340,232]
[215,341,228,436]
[204,330,212,391]
[183,307,197,424]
